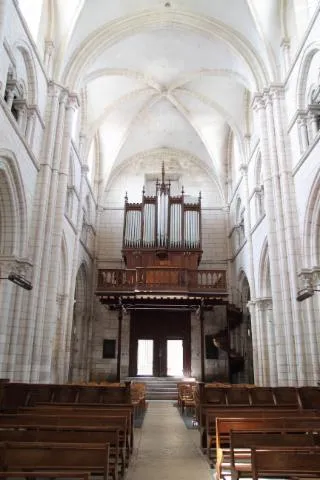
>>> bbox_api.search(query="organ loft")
[96,164,243,382]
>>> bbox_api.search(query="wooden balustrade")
[97,268,227,293]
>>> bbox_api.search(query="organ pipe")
[123,163,201,251]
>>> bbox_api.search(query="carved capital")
[255,297,273,311]
[239,163,248,175]
[252,93,265,112]
[0,256,33,281]
[67,93,80,111]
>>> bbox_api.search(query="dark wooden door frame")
[129,310,191,377]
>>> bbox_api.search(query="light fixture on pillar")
[0,272,32,290]
[297,268,320,302]
[296,287,320,302]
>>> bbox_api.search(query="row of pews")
[187,381,320,479]
[0,380,146,479]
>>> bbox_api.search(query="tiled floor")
[125,401,212,480]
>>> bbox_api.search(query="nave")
[126,401,211,480]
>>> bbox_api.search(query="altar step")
[126,376,182,400]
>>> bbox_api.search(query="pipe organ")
[122,164,202,271]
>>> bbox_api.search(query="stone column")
[247,301,259,385]
[240,161,256,301]
[307,108,320,142]
[44,41,55,77]
[0,261,15,376]
[0,0,8,86]
[280,38,291,78]
[298,269,320,383]
[63,164,90,378]
[298,115,309,153]
[255,298,277,386]
[272,86,307,384]
[5,86,15,109]
[37,93,79,382]
[253,94,285,385]
[20,83,62,381]
[29,88,68,382]
[25,107,36,146]
[265,91,298,384]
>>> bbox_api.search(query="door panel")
[129,310,191,377]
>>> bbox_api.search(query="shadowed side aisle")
[126,401,212,480]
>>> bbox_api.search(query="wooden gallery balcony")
[96,268,228,306]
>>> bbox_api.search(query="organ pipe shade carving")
[123,164,201,250]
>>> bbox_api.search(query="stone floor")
[125,401,212,480]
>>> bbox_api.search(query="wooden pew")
[213,415,320,474]
[0,425,123,479]
[229,429,320,480]
[216,416,320,450]
[0,382,132,411]
[19,404,134,456]
[0,413,129,465]
[251,446,320,480]
[0,472,91,480]
[214,416,320,478]
[195,383,320,420]
[0,441,110,480]
[204,407,319,454]
[177,382,196,415]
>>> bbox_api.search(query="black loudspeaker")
[205,335,219,359]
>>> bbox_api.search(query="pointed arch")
[303,168,320,266]
[0,150,28,257]
[296,41,320,110]
[13,40,39,106]
[238,269,251,307]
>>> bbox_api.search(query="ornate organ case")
[122,166,202,286]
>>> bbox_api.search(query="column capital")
[44,40,55,55]
[239,163,248,175]
[13,98,27,112]
[67,93,80,111]
[298,267,320,286]
[269,83,285,99]
[0,256,33,279]
[280,37,290,48]
[255,297,273,310]
[252,93,265,111]
[81,163,89,175]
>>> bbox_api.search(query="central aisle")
[125,401,212,480]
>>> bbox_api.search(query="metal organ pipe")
[143,203,155,247]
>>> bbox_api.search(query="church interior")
[0,0,320,478]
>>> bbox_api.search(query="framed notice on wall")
[102,339,116,359]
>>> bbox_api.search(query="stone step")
[126,376,181,400]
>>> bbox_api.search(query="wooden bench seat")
[18,405,134,454]
[229,429,320,480]
[214,416,320,476]
[251,446,320,480]
[0,382,132,411]
[0,441,110,480]
[204,407,319,453]
[0,413,129,466]
[0,425,123,479]
[0,471,91,480]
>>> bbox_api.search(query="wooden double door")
[129,310,191,377]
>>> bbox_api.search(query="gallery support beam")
[117,308,123,382]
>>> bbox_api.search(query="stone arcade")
[0,0,319,387]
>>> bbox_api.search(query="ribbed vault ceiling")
[21,0,285,202]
